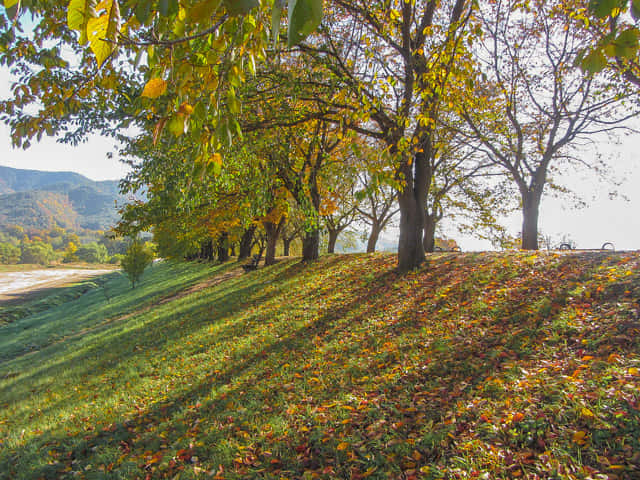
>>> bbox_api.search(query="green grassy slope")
[0,252,639,479]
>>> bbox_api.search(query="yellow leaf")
[628,367,639,376]
[572,430,587,443]
[67,0,97,45]
[86,0,120,67]
[581,407,595,418]
[142,78,168,98]
[336,442,349,451]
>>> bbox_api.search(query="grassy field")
[0,252,639,479]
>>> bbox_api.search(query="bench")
[434,246,462,252]
[559,242,614,251]
[242,254,261,272]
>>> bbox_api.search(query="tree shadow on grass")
[4,253,636,479]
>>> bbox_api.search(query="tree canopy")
[1,0,638,270]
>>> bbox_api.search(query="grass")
[0,252,639,479]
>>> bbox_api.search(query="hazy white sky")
[1,67,639,252]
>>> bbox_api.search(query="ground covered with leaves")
[0,251,639,479]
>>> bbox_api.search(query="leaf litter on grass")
[0,252,639,479]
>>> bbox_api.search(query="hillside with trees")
[0,166,123,231]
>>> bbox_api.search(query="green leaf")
[588,0,620,18]
[135,0,153,24]
[168,114,185,136]
[581,48,608,73]
[613,28,640,59]
[159,0,178,16]
[287,0,323,47]
[632,0,640,20]
[67,0,97,45]
[187,0,221,24]
[271,0,285,47]
[86,0,120,67]
[4,0,20,20]
[222,0,257,16]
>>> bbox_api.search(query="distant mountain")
[0,166,124,231]
[0,165,119,196]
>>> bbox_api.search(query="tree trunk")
[216,232,229,262]
[263,217,285,266]
[366,222,381,253]
[521,190,541,250]
[238,225,256,260]
[282,237,293,257]
[396,150,429,272]
[263,222,278,266]
[200,238,214,260]
[302,178,321,262]
[302,229,320,261]
[327,229,339,254]
[423,213,436,253]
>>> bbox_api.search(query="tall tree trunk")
[521,190,542,250]
[302,179,321,262]
[200,238,214,260]
[238,225,256,260]
[263,222,278,266]
[216,232,229,262]
[327,229,339,254]
[423,213,437,253]
[263,218,285,266]
[282,237,293,256]
[302,229,320,261]
[366,222,381,253]
[396,150,429,272]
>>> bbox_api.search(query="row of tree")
[1,0,639,271]
[0,225,130,265]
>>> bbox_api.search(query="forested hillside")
[0,166,122,231]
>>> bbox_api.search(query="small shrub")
[121,240,154,289]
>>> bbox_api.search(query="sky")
[2,67,639,252]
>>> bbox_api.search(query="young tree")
[121,239,154,289]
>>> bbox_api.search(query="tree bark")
[200,238,214,261]
[366,222,381,253]
[302,177,321,261]
[282,237,293,256]
[263,223,278,266]
[423,213,437,253]
[521,190,542,250]
[216,232,229,262]
[263,218,285,266]
[238,225,256,260]
[302,229,320,261]
[396,150,429,272]
[327,229,340,254]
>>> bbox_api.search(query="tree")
[76,242,109,263]
[20,241,54,265]
[0,242,20,264]
[461,0,639,249]
[579,0,640,86]
[299,0,474,271]
[121,239,154,289]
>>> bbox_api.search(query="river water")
[0,269,113,295]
